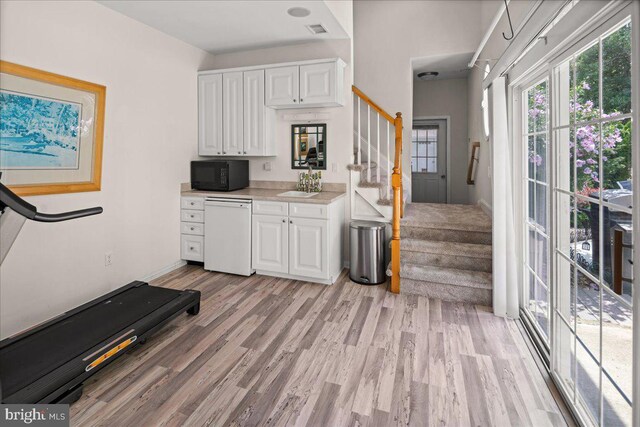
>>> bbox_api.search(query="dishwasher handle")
[205,201,251,208]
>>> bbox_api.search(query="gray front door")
[411,120,447,203]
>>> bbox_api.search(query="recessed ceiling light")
[287,7,311,18]
[417,71,439,80]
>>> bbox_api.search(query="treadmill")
[0,181,201,404]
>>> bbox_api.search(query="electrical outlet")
[105,252,113,267]
[264,161,272,171]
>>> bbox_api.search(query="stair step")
[377,198,392,206]
[401,250,492,272]
[401,279,492,306]
[401,225,492,245]
[401,239,492,271]
[359,180,385,189]
[400,262,492,290]
[347,162,377,172]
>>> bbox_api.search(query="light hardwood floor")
[70,265,568,426]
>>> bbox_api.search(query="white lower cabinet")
[288,217,327,279]
[181,197,205,262]
[252,199,344,284]
[252,214,288,274]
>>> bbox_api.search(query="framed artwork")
[0,61,105,196]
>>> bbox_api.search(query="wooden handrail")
[352,85,395,123]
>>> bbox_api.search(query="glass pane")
[535,183,547,230]
[411,158,417,172]
[602,22,632,116]
[527,88,535,133]
[528,135,536,180]
[602,118,631,192]
[556,192,576,258]
[528,271,537,318]
[576,196,600,278]
[417,142,427,157]
[427,141,437,157]
[604,220,633,302]
[427,158,437,173]
[534,232,549,285]
[575,42,600,124]
[528,228,536,271]
[535,134,547,183]
[418,158,427,172]
[412,129,418,140]
[554,318,576,399]
[555,254,576,327]
[576,270,600,362]
[576,123,601,193]
[576,340,601,425]
[556,127,575,192]
[427,128,437,141]
[534,81,548,132]
[554,58,574,127]
[601,291,633,427]
[536,278,550,339]
[417,129,427,141]
[528,181,535,223]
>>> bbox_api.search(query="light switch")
[264,161,272,171]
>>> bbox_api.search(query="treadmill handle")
[33,207,103,223]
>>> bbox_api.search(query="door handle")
[441,175,446,179]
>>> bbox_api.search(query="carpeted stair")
[398,203,493,305]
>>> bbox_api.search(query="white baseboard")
[478,199,492,217]
[142,260,187,282]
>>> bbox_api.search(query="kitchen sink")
[277,191,319,198]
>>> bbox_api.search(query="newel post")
[390,112,403,294]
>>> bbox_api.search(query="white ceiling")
[412,52,474,81]
[98,1,350,54]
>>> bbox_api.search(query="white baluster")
[357,97,361,165]
[367,105,371,182]
[386,121,390,200]
[377,113,380,183]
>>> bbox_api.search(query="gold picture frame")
[0,61,105,196]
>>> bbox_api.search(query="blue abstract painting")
[0,90,81,169]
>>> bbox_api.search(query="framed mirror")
[291,124,326,170]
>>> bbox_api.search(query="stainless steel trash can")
[350,221,386,285]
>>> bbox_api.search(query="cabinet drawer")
[289,203,328,219]
[253,200,288,216]
[181,235,204,262]
[181,197,204,210]
[181,209,204,223]
[181,222,204,236]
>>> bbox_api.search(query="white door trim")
[413,115,451,203]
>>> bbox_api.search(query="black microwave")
[191,160,249,191]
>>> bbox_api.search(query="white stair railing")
[353,88,395,200]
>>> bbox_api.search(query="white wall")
[413,78,469,204]
[0,1,215,338]
[467,0,537,209]
[354,0,485,194]
[208,39,353,186]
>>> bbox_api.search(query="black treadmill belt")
[0,285,180,398]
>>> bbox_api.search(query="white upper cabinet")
[265,59,345,108]
[222,72,244,155]
[299,62,335,106]
[198,74,223,156]
[244,70,275,156]
[265,66,299,107]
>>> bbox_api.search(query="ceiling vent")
[306,24,328,35]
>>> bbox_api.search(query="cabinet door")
[299,62,334,105]
[289,217,328,279]
[198,74,223,155]
[243,70,265,155]
[223,72,244,155]
[265,66,299,107]
[252,215,288,274]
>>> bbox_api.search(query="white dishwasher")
[204,197,254,276]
